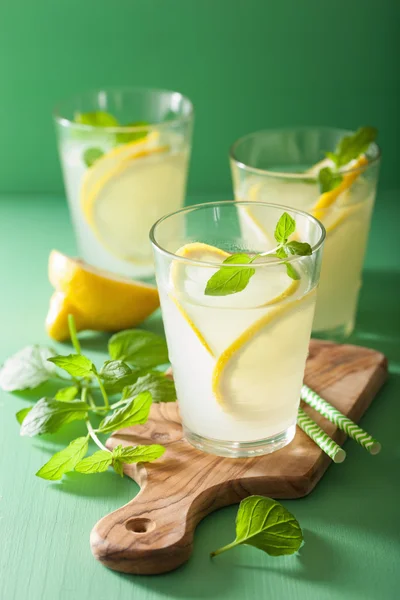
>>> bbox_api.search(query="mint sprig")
[318,126,377,193]
[326,126,377,169]
[204,212,312,297]
[0,316,175,482]
[74,111,119,127]
[210,495,303,558]
[318,167,343,194]
[74,112,150,168]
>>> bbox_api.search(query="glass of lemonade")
[151,201,325,457]
[54,88,193,279]
[230,127,381,339]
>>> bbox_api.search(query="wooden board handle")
[91,484,196,574]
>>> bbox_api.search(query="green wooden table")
[1,192,399,600]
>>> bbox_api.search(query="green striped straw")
[301,385,381,455]
[297,407,346,463]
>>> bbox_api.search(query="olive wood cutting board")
[91,339,387,575]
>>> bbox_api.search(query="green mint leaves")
[274,211,295,242]
[48,354,95,378]
[74,443,164,477]
[111,444,165,477]
[1,316,173,482]
[83,147,104,167]
[97,391,152,434]
[318,166,343,193]
[55,385,79,402]
[36,436,89,481]
[211,495,303,558]
[116,121,149,144]
[122,372,176,404]
[20,398,90,437]
[272,213,311,280]
[108,329,169,369]
[74,450,114,474]
[0,345,56,391]
[326,126,377,169]
[204,254,255,297]
[74,112,150,167]
[318,126,377,193]
[204,212,312,296]
[74,111,119,127]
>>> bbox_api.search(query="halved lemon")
[46,250,159,341]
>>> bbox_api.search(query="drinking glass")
[151,201,325,457]
[230,127,380,338]
[54,87,193,279]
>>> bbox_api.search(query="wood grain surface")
[91,339,387,575]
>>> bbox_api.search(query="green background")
[1,1,400,599]
[0,0,398,194]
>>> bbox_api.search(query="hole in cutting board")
[126,518,155,534]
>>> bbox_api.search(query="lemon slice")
[212,289,316,415]
[311,155,368,223]
[81,131,160,204]
[47,250,159,341]
[81,135,174,263]
[170,242,300,356]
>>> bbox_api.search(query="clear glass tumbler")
[151,201,325,458]
[54,87,193,279]
[230,127,381,339]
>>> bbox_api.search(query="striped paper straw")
[301,385,381,455]
[297,407,346,463]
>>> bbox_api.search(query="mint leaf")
[100,360,132,382]
[329,126,377,168]
[204,212,312,296]
[274,212,295,243]
[16,407,32,424]
[204,254,255,297]
[122,372,176,403]
[48,354,94,378]
[0,345,56,392]
[74,111,119,127]
[103,371,143,395]
[325,151,337,164]
[36,436,89,481]
[83,147,104,167]
[285,241,312,256]
[211,495,303,558]
[111,444,165,475]
[318,166,343,193]
[97,391,152,434]
[75,450,113,474]
[100,360,143,394]
[275,246,287,259]
[108,330,169,369]
[114,444,165,463]
[55,386,79,402]
[116,121,149,144]
[285,262,300,280]
[112,458,125,477]
[20,398,89,437]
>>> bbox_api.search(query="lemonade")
[54,88,193,279]
[151,202,325,457]
[230,127,380,338]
